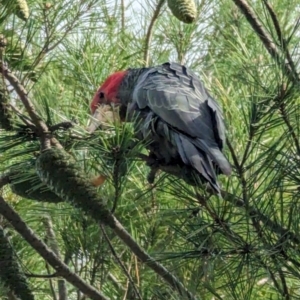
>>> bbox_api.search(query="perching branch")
[136,152,300,250]
[0,195,110,300]
[143,0,166,67]
[25,272,58,278]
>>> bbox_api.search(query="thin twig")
[8,103,36,129]
[108,217,198,300]
[107,273,126,292]
[0,196,110,300]
[143,0,166,66]
[0,173,11,188]
[43,215,68,300]
[232,0,278,55]
[120,0,125,32]
[224,140,300,248]
[0,63,50,149]
[277,85,300,155]
[25,272,58,278]
[221,189,300,246]
[46,262,58,300]
[28,3,93,75]
[277,266,290,300]
[100,224,143,300]
[137,151,300,247]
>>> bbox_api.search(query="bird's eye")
[99,92,105,99]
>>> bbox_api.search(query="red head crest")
[90,71,127,113]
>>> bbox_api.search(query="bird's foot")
[144,153,163,184]
[147,166,159,184]
[49,121,74,132]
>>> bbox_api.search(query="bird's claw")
[145,153,162,184]
[147,166,159,184]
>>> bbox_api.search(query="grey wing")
[132,62,231,176]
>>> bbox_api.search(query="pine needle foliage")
[0,225,34,300]
[1,0,300,299]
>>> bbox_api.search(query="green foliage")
[9,161,63,203]
[1,0,300,299]
[0,225,34,300]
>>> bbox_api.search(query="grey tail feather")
[193,139,232,176]
[174,134,221,194]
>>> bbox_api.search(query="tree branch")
[262,0,297,77]
[100,224,142,300]
[25,272,58,278]
[221,190,300,246]
[120,0,125,32]
[0,196,110,300]
[143,0,166,67]
[0,64,47,136]
[43,215,68,300]
[2,165,196,300]
[136,152,300,251]
[0,173,11,188]
[231,0,298,82]
[0,63,62,150]
[109,217,197,300]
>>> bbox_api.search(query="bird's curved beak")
[86,104,120,133]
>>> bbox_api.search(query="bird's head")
[90,71,127,114]
[88,70,127,132]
